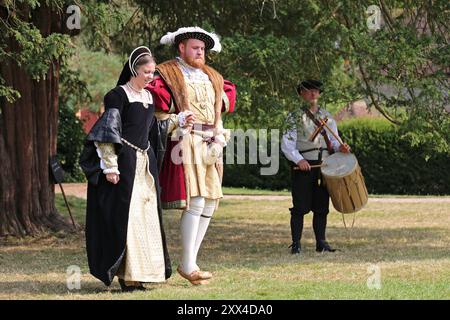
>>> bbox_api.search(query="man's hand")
[296,159,311,171]
[339,143,351,153]
[106,173,120,184]
[183,111,196,128]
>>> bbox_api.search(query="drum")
[321,153,368,213]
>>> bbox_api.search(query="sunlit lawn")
[0,194,449,299]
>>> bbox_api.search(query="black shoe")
[135,283,147,291]
[118,278,139,292]
[288,242,301,254]
[316,240,336,252]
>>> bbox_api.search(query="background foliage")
[60,1,449,135]
[223,118,450,195]
[339,118,450,195]
[1,0,448,192]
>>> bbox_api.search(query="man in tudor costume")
[281,80,351,255]
[146,27,236,285]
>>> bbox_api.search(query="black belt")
[299,147,328,153]
[299,147,328,162]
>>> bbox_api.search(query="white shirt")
[281,107,341,164]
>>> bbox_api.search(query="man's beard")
[185,56,205,69]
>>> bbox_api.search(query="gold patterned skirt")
[117,151,166,282]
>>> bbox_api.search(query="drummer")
[281,79,351,254]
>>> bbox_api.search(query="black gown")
[80,86,172,286]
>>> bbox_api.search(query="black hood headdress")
[116,46,152,86]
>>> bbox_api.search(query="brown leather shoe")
[177,266,209,285]
[195,269,213,279]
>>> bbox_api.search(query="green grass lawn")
[222,187,448,197]
[222,187,290,196]
[0,195,449,299]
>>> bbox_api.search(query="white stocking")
[180,197,204,274]
[193,199,217,268]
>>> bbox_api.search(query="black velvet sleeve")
[85,108,123,147]
[149,117,169,174]
[79,88,125,185]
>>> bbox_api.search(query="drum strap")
[341,212,357,229]
[303,108,335,155]
[318,151,323,186]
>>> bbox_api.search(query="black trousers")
[290,160,329,243]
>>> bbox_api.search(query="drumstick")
[319,119,345,146]
[293,164,326,170]
[308,118,329,141]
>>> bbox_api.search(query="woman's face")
[134,62,156,87]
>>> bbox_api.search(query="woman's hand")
[106,173,120,184]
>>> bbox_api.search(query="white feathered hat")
[160,26,222,53]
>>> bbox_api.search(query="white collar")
[176,57,200,71]
[120,85,153,107]
[176,57,209,82]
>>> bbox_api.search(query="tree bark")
[0,4,74,237]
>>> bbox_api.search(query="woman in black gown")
[80,46,173,292]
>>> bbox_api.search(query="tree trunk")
[0,4,74,237]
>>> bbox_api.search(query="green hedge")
[338,118,450,195]
[223,119,450,195]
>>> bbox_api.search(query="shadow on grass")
[1,198,448,297]
[0,280,128,296]
[201,221,449,265]
[2,219,447,273]
[0,275,194,296]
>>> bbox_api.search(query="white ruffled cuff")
[103,168,120,175]
[178,112,187,128]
